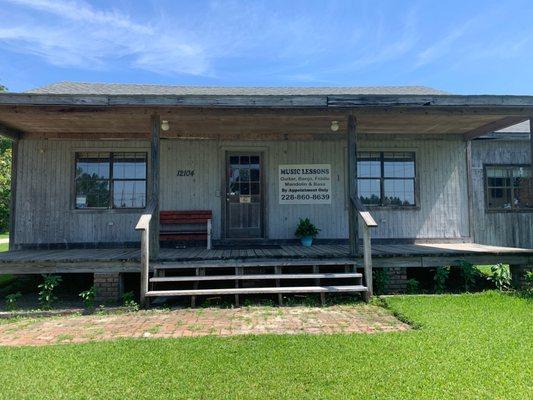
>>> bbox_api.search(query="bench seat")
[159,210,212,249]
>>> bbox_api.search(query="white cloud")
[0,0,210,75]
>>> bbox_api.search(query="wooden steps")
[145,285,367,297]
[150,272,362,283]
[146,258,366,306]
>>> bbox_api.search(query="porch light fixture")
[330,120,339,132]
[161,120,170,131]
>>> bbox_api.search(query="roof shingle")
[27,81,449,96]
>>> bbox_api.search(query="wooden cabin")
[0,83,531,305]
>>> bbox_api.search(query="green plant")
[406,279,420,294]
[5,292,21,311]
[373,268,389,295]
[122,291,139,311]
[434,266,449,294]
[488,263,511,291]
[37,274,62,310]
[79,286,96,309]
[459,261,477,292]
[294,218,320,238]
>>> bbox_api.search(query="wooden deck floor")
[0,242,531,274]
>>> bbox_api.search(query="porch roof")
[0,83,532,140]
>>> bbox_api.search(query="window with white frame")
[485,165,532,211]
[357,151,416,207]
[75,152,147,209]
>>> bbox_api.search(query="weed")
[4,292,22,311]
[488,263,511,291]
[38,274,62,310]
[406,279,420,294]
[373,268,389,295]
[434,267,450,294]
[79,286,96,310]
[122,292,139,312]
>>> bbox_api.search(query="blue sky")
[0,0,532,94]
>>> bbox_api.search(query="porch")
[0,242,531,273]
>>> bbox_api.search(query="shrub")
[434,266,449,294]
[406,279,420,294]
[38,274,62,310]
[488,263,511,291]
[79,286,96,310]
[373,268,389,295]
[5,292,21,311]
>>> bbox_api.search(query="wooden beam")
[150,114,160,259]
[466,141,474,242]
[0,122,22,140]
[9,139,18,250]
[3,92,533,109]
[347,114,358,256]
[463,116,529,140]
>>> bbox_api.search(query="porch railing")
[135,199,157,307]
[350,195,378,298]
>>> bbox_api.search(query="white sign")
[279,164,332,204]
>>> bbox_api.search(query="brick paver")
[0,304,410,346]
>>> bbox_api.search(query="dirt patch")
[0,304,410,346]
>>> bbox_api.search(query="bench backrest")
[160,210,212,225]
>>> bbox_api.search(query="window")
[75,152,147,209]
[485,165,532,211]
[357,151,416,207]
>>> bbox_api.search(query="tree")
[0,83,11,232]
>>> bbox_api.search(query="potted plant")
[295,218,320,247]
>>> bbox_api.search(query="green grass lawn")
[0,292,531,399]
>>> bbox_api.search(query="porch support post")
[347,114,358,256]
[466,140,474,242]
[150,114,160,259]
[9,139,18,250]
[530,118,532,175]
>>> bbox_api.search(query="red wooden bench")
[159,210,212,249]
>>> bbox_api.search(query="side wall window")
[485,165,532,211]
[75,152,147,209]
[357,151,416,207]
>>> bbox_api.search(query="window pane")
[357,179,380,205]
[113,181,146,208]
[384,179,415,206]
[512,168,532,209]
[357,152,381,178]
[384,152,415,178]
[488,187,512,209]
[76,179,109,208]
[113,153,147,179]
[76,152,110,180]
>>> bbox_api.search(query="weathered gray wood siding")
[161,137,469,240]
[359,137,469,239]
[471,138,533,248]
[14,136,470,245]
[14,139,149,246]
[160,139,348,240]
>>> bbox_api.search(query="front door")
[225,152,263,239]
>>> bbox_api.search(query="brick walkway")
[0,305,410,346]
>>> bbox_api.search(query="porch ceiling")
[0,103,531,141]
